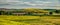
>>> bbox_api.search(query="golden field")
[0,15,60,25]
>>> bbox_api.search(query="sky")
[0,0,60,9]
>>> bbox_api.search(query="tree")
[5,12,12,15]
[0,11,5,15]
[55,10,60,13]
[49,12,53,15]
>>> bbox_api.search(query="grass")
[0,15,60,25]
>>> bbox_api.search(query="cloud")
[43,2,52,3]
[6,0,20,2]
[0,0,59,9]
[24,2,31,4]
[27,4,44,6]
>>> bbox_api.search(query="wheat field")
[0,15,60,25]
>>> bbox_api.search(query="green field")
[0,15,60,25]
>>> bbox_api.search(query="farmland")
[0,8,60,25]
[0,15,60,25]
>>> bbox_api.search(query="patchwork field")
[0,15,60,25]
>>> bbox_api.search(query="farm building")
[12,11,27,15]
